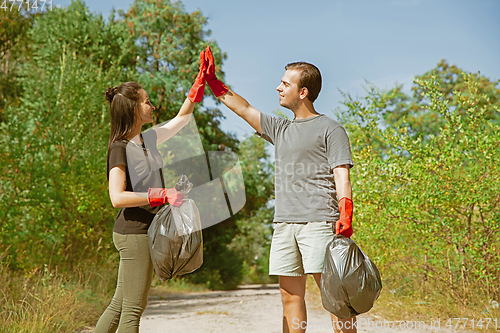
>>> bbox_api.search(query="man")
[204,47,356,333]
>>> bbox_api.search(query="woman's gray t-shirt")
[258,113,353,223]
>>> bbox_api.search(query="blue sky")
[58,0,500,140]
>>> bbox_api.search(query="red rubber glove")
[205,46,228,97]
[147,188,185,207]
[335,197,353,238]
[187,50,207,103]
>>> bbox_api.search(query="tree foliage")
[0,7,37,122]
[381,59,500,139]
[0,0,275,292]
[341,69,500,307]
[0,0,135,270]
[122,0,231,139]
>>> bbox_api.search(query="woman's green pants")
[95,232,153,333]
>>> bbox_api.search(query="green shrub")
[341,70,500,313]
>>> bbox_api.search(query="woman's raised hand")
[187,50,208,103]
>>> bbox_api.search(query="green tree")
[0,0,135,270]
[0,6,38,122]
[381,60,500,138]
[228,135,275,285]
[341,69,500,308]
[1,0,277,291]
[121,0,230,125]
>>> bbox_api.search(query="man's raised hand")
[205,46,229,97]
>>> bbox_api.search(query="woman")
[95,50,207,333]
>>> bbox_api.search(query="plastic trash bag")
[148,175,203,281]
[320,235,382,319]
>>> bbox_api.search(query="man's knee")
[280,290,305,308]
[279,275,307,308]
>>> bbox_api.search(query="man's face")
[276,69,303,111]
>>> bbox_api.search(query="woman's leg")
[94,232,128,333]
[116,233,153,333]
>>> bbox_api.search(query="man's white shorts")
[269,221,334,276]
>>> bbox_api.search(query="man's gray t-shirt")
[258,112,353,223]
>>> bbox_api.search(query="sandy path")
[139,284,467,333]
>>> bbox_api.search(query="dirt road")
[139,284,464,333]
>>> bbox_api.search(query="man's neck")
[292,103,319,120]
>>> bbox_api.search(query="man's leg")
[312,273,357,333]
[279,275,307,333]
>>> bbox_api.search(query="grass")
[370,281,500,331]
[304,273,500,331]
[0,255,213,333]
[0,259,117,333]
[149,275,209,296]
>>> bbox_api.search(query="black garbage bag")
[320,235,382,319]
[148,175,203,281]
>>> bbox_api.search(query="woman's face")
[136,89,155,124]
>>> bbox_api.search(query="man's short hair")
[285,62,322,103]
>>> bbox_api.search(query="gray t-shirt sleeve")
[258,112,291,145]
[326,126,354,169]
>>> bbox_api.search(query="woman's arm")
[108,165,149,208]
[154,49,207,146]
[108,165,184,208]
[154,98,195,146]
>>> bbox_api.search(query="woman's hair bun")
[104,87,118,103]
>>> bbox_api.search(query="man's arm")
[333,165,352,200]
[333,164,354,237]
[204,46,261,134]
[218,90,262,134]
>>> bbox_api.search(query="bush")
[341,71,500,313]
